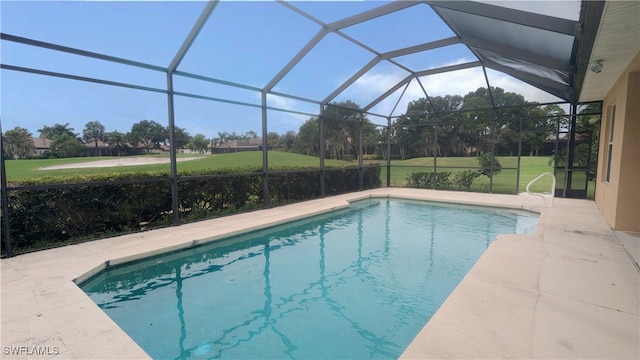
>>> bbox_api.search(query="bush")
[453,170,481,190]
[406,171,451,189]
[2,165,381,254]
[478,152,502,179]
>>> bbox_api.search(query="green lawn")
[5,152,592,197]
[377,156,555,194]
[4,152,352,182]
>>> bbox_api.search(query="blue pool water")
[80,199,537,359]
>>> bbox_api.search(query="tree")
[83,121,106,156]
[293,101,377,159]
[50,133,84,158]
[280,130,297,151]
[126,120,166,153]
[188,134,210,154]
[267,132,280,150]
[168,126,191,149]
[38,123,77,140]
[520,105,560,156]
[3,127,36,159]
[361,120,380,155]
[323,101,358,160]
[478,152,502,180]
[106,131,129,157]
[295,118,319,155]
[394,98,437,159]
[322,101,378,160]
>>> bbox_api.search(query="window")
[605,105,616,183]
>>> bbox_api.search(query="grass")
[4,152,352,182]
[5,152,593,198]
[377,156,554,194]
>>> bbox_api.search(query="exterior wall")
[595,51,640,231]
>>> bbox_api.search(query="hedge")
[1,165,381,254]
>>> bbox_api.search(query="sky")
[0,0,578,140]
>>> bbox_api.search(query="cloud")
[261,93,318,133]
[345,59,564,117]
[258,54,566,131]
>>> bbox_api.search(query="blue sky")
[1,0,572,140]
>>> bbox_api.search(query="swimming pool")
[80,198,538,359]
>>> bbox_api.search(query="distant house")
[212,137,263,154]
[178,147,210,155]
[32,137,51,156]
[32,137,139,157]
[83,140,110,157]
[151,144,171,153]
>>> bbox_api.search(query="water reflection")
[81,200,537,359]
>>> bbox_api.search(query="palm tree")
[38,123,77,140]
[83,121,106,157]
[106,131,128,157]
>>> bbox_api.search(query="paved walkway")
[1,189,638,359]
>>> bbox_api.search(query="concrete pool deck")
[1,189,638,359]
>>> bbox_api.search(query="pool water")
[80,199,538,359]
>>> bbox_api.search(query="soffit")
[579,0,640,102]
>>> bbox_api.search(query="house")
[83,140,110,157]
[212,137,263,154]
[579,2,639,232]
[31,137,51,156]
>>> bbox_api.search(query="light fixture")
[590,60,603,74]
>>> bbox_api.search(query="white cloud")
[345,60,565,117]
[262,93,318,133]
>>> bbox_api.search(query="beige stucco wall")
[595,51,640,231]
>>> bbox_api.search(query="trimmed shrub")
[453,170,481,190]
[406,171,451,190]
[2,165,381,254]
[478,152,502,179]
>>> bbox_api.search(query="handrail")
[526,172,556,207]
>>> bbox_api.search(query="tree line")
[290,87,599,161]
[3,120,214,159]
[2,86,598,161]
[291,88,570,160]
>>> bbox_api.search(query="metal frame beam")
[168,0,219,73]
[322,56,380,105]
[364,74,413,112]
[327,1,420,32]
[0,33,167,72]
[571,0,606,103]
[261,91,269,208]
[363,60,482,113]
[0,64,167,94]
[322,37,461,106]
[268,91,322,105]
[264,29,327,93]
[166,0,219,225]
[0,118,12,257]
[380,36,460,59]
[173,91,260,109]
[414,61,481,77]
[277,0,325,27]
[173,70,262,92]
[389,81,411,117]
[415,77,440,116]
[266,1,420,93]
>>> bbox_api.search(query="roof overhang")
[578,0,640,102]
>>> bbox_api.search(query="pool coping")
[2,188,639,359]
